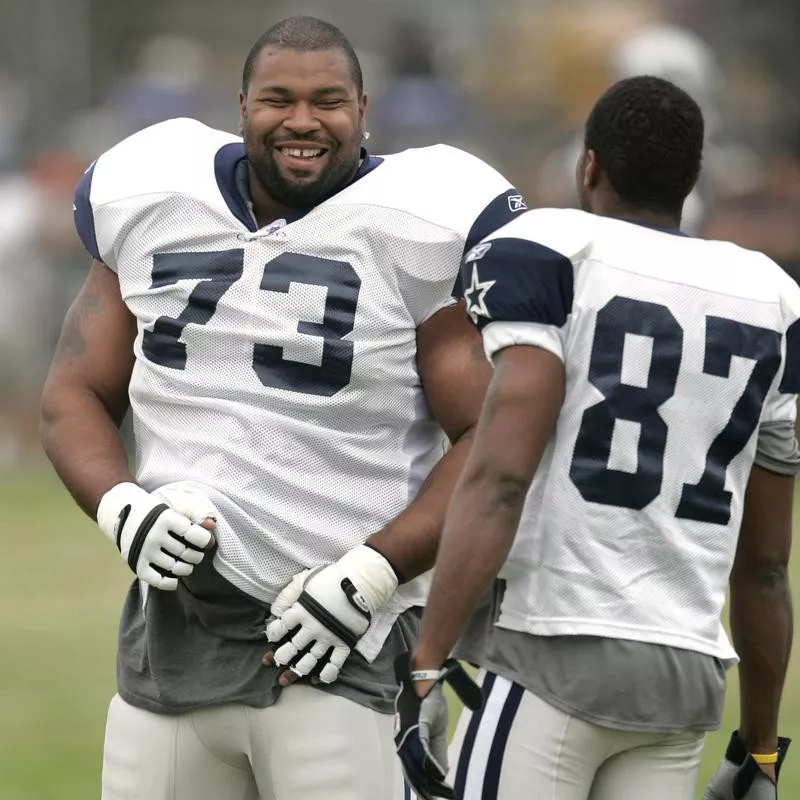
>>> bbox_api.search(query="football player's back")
[475,208,795,663]
[402,76,798,800]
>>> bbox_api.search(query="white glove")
[265,545,398,683]
[96,482,216,591]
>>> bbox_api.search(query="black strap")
[126,503,170,571]
[441,658,483,711]
[297,588,364,649]
[114,504,132,550]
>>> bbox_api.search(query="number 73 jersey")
[464,208,800,660]
[72,118,522,614]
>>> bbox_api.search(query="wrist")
[737,729,778,756]
[96,481,146,535]
[363,541,407,583]
[411,645,446,674]
[409,650,445,699]
[338,544,399,611]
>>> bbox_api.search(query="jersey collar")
[214,143,384,232]
[619,218,691,237]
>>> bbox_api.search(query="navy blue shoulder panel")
[214,142,255,231]
[780,317,800,393]
[461,236,574,332]
[355,152,384,180]
[453,188,527,297]
[73,162,101,261]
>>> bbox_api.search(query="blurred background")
[1,0,799,798]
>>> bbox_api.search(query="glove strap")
[127,504,170,570]
[297,590,360,649]
[395,654,483,712]
[440,658,484,711]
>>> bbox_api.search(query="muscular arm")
[730,464,794,755]
[365,301,493,581]
[40,260,138,518]
[412,344,565,669]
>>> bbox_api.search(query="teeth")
[281,147,323,158]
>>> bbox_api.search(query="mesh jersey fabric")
[463,208,800,661]
[74,118,522,661]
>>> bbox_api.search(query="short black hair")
[584,75,704,215]
[242,16,363,95]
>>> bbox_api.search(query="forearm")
[366,429,475,581]
[41,387,135,519]
[412,466,527,668]
[731,564,793,752]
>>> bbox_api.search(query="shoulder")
[338,144,523,244]
[701,237,800,308]
[683,237,800,393]
[383,144,517,203]
[73,119,242,264]
[79,118,241,209]
[387,143,510,181]
[480,208,594,261]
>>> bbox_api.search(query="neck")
[594,200,681,231]
[246,154,365,229]
[247,164,297,228]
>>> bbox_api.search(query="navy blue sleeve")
[73,162,102,261]
[779,318,800,393]
[460,237,574,332]
[451,188,527,297]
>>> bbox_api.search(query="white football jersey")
[463,208,800,660]
[73,118,523,655]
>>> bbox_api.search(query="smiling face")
[239,46,367,209]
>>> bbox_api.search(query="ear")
[583,149,601,191]
[358,93,368,135]
[238,90,247,136]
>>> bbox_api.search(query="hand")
[393,652,483,800]
[264,545,398,685]
[704,731,790,800]
[96,482,216,591]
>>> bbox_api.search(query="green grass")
[1,464,798,799]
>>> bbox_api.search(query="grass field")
[1,464,798,799]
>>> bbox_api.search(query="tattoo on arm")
[54,283,106,361]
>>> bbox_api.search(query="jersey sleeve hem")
[754,419,800,475]
[482,321,565,364]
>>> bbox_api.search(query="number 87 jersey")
[464,207,800,661]
[72,118,523,619]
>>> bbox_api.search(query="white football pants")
[449,671,705,800]
[101,689,416,800]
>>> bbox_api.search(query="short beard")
[246,143,361,209]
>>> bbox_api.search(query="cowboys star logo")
[464,263,496,324]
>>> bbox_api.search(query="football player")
[395,76,796,800]
[40,15,525,800]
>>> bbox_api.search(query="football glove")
[393,652,484,800]
[265,544,398,683]
[704,731,791,800]
[96,482,216,591]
